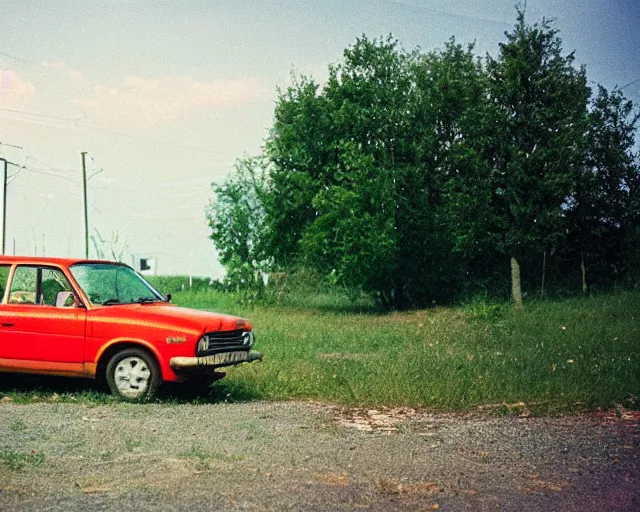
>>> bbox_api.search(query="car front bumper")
[170,350,263,370]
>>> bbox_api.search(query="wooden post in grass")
[511,257,523,309]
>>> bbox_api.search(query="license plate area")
[198,351,249,366]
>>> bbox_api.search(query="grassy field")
[1,290,638,413]
[169,289,640,413]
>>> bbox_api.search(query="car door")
[0,263,11,346]
[0,265,86,366]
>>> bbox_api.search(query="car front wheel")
[105,348,160,402]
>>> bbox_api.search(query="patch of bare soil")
[0,401,638,511]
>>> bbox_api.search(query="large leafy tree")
[266,36,418,307]
[305,36,415,307]
[414,40,497,299]
[265,37,486,307]
[264,75,333,268]
[449,10,590,307]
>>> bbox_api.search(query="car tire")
[105,348,160,402]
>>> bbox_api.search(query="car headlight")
[243,331,254,348]
[197,335,210,353]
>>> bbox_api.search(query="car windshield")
[70,263,164,305]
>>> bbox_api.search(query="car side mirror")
[166,293,172,303]
[56,291,81,308]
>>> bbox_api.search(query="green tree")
[452,10,590,307]
[266,36,492,307]
[413,40,493,301]
[264,75,333,268]
[206,156,268,290]
[567,85,640,291]
[266,36,417,307]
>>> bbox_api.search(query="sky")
[1,0,639,278]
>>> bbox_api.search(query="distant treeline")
[207,9,640,309]
[146,275,221,294]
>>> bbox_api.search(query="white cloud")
[0,70,36,107]
[76,75,270,124]
[41,61,85,83]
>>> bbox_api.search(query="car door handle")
[1,323,14,327]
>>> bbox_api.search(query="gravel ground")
[0,401,638,511]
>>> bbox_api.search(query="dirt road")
[0,401,638,511]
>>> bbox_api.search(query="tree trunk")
[394,277,405,311]
[581,252,588,295]
[378,289,392,309]
[540,250,547,299]
[511,256,523,309]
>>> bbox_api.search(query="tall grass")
[175,289,640,412]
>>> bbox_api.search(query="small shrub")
[0,450,45,470]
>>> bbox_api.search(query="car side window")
[0,265,10,302]
[9,266,73,306]
[41,269,72,306]
[9,267,37,304]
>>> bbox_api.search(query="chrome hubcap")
[114,356,151,398]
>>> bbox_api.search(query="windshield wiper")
[101,298,121,305]
[135,297,158,304]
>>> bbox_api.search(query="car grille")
[198,329,252,355]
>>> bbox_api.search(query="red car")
[0,256,262,401]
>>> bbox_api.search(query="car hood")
[89,303,249,335]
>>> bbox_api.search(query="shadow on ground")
[0,373,261,405]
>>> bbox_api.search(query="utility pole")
[0,143,23,255]
[81,152,89,258]
[1,157,7,255]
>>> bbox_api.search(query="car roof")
[0,255,127,267]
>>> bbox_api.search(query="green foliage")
[10,420,27,432]
[462,295,509,321]
[565,85,640,289]
[207,8,639,307]
[446,9,591,307]
[264,75,329,266]
[264,36,477,307]
[260,267,377,312]
[170,288,246,316]
[0,450,45,470]
[206,156,269,293]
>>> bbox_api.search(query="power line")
[0,151,80,185]
[24,155,79,173]
[0,51,39,65]
[382,0,511,27]
[6,160,24,184]
[0,111,78,131]
[24,164,77,174]
[7,169,23,185]
[620,78,640,90]
[0,107,80,123]
[80,124,228,155]
[19,167,80,185]
[0,141,23,151]
[0,107,229,155]
[88,155,103,180]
